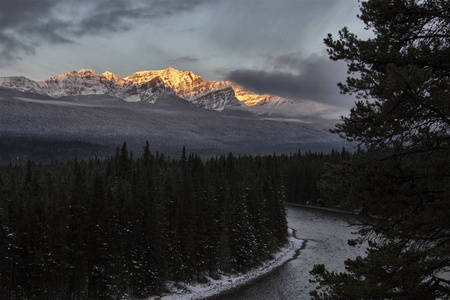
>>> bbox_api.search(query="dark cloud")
[0,1,57,61]
[226,53,355,108]
[167,56,199,66]
[0,0,207,63]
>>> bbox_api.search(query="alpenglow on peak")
[0,67,285,110]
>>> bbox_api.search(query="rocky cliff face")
[226,81,280,106]
[38,69,116,97]
[126,67,242,110]
[38,69,174,103]
[0,76,44,94]
[191,85,239,111]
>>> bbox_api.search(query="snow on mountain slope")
[126,67,206,97]
[126,67,242,110]
[0,90,349,162]
[0,67,347,121]
[226,81,279,106]
[1,68,240,111]
[246,97,347,129]
[225,80,346,126]
[0,76,44,94]
[0,69,173,103]
[101,71,131,86]
[38,69,115,97]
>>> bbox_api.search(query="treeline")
[278,147,352,206]
[0,137,112,165]
[0,143,351,299]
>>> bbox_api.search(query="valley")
[0,68,351,163]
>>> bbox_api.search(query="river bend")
[211,205,366,299]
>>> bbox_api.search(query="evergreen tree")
[311,0,450,298]
[67,161,89,298]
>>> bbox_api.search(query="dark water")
[211,205,366,300]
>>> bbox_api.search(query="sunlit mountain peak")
[226,81,280,106]
[101,71,130,85]
[127,68,222,100]
[78,69,98,76]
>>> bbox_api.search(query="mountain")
[0,76,44,94]
[38,69,118,97]
[0,69,173,104]
[0,68,244,111]
[0,67,344,116]
[224,81,347,128]
[37,69,173,103]
[226,81,279,106]
[126,67,241,111]
[0,67,349,124]
[0,67,352,162]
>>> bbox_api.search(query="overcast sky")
[0,0,369,108]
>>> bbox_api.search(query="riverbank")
[285,202,355,215]
[147,229,304,300]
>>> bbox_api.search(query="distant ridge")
[0,67,352,162]
[0,67,309,111]
[1,68,247,111]
[0,67,347,123]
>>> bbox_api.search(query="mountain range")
[0,67,351,163]
[1,67,243,110]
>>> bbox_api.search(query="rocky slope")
[0,69,172,103]
[0,76,45,94]
[226,81,279,106]
[126,67,241,111]
[37,69,172,103]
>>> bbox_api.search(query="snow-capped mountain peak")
[0,76,44,94]
[226,81,280,106]
[77,69,99,78]
[0,67,316,113]
[126,67,241,110]
[101,71,130,86]
[37,69,110,97]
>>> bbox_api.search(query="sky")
[0,0,370,109]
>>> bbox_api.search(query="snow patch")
[147,231,303,300]
[14,97,106,107]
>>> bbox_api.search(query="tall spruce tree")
[311,0,450,299]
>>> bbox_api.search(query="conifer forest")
[0,142,349,299]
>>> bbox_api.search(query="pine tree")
[67,161,89,298]
[311,0,450,298]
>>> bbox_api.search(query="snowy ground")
[147,229,304,300]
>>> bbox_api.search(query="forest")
[0,141,350,299]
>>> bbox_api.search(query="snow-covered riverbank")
[147,229,304,300]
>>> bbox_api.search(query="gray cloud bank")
[167,56,199,66]
[0,0,206,63]
[226,53,355,108]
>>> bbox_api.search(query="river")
[209,204,367,299]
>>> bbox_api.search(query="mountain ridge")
[0,67,294,111]
[0,67,352,162]
[1,68,247,111]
